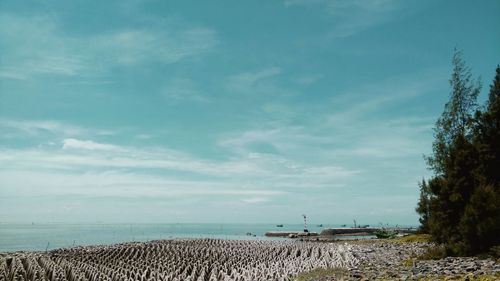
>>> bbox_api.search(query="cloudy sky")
[0,0,499,224]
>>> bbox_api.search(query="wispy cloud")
[295,74,323,85]
[0,125,359,200]
[219,126,330,155]
[0,170,285,199]
[162,77,209,103]
[0,129,362,223]
[0,119,113,139]
[0,14,218,79]
[241,197,270,204]
[92,27,218,65]
[62,139,122,151]
[0,119,83,136]
[228,67,282,86]
[225,67,285,95]
[327,68,446,123]
[284,0,403,38]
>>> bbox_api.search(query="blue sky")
[0,0,499,224]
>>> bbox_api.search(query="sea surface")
[0,223,370,252]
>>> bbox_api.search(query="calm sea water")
[0,223,352,252]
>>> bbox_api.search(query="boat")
[276,224,283,227]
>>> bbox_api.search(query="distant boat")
[317,224,323,227]
[276,224,283,227]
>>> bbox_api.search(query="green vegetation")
[293,267,348,281]
[394,234,432,243]
[417,244,448,260]
[417,49,500,256]
[374,229,398,239]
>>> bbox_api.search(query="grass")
[294,267,348,281]
[393,234,432,243]
[341,234,432,245]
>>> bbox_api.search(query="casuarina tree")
[416,50,500,256]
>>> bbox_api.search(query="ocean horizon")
[0,222,415,252]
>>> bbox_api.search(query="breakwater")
[319,228,378,236]
[264,231,319,238]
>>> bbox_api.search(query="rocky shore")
[1,239,498,281]
[345,242,499,280]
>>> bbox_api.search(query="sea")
[0,223,373,252]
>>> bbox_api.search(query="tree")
[426,49,481,175]
[417,49,492,255]
[421,61,500,256]
[474,65,500,186]
[459,65,500,255]
[415,179,431,233]
[459,184,500,255]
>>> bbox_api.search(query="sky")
[0,0,499,225]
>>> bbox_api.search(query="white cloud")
[0,170,285,199]
[0,14,218,79]
[162,77,209,103]
[229,67,282,85]
[225,67,284,95]
[295,74,323,85]
[135,134,153,140]
[0,119,84,136]
[92,27,218,66]
[0,119,114,138]
[327,69,445,123]
[241,197,270,204]
[62,139,122,151]
[284,0,403,38]
[219,127,325,157]
[0,127,359,216]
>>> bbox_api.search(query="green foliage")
[394,234,432,243]
[489,246,500,259]
[418,244,447,260]
[475,65,500,186]
[416,179,431,233]
[416,49,500,256]
[426,49,481,175]
[374,229,398,239]
[460,184,500,254]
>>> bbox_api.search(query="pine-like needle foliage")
[417,49,500,256]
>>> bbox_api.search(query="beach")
[2,238,498,281]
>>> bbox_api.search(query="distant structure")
[302,214,308,233]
